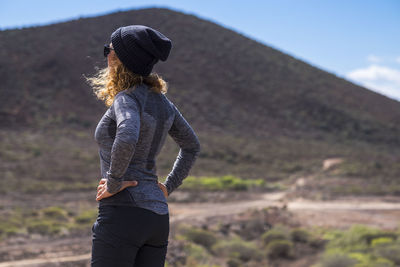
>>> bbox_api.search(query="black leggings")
[91,205,169,267]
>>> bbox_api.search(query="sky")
[1,0,399,101]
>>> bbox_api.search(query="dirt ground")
[1,190,400,267]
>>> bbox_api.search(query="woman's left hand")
[158,181,169,198]
[96,178,138,201]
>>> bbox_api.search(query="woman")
[86,25,201,267]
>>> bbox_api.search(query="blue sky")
[1,0,399,101]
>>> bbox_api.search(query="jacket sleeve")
[106,92,141,194]
[164,103,201,196]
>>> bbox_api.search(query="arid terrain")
[1,6,400,267]
[1,183,400,267]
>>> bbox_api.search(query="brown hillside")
[0,7,399,196]
[1,7,399,143]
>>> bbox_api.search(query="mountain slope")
[0,7,399,195]
[0,7,399,143]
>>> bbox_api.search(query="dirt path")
[169,192,286,223]
[169,192,400,229]
[1,192,400,266]
[288,197,400,230]
[0,253,91,267]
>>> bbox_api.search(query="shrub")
[371,237,394,247]
[179,175,265,191]
[212,237,263,262]
[1,225,20,238]
[362,232,397,245]
[41,206,68,221]
[319,252,358,267]
[261,225,289,246]
[265,239,293,259]
[373,258,395,267]
[290,228,310,243]
[226,257,241,267]
[373,244,400,265]
[234,218,271,241]
[182,227,217,249]
[0,222,19,237]
[27,220,62,235]
[183,242,211,262]
[75,209,97,224]
[348,252,376,266]
[325,225,385,252]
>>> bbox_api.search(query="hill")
[0,7,399,196]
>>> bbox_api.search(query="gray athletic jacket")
[94,83,201,215]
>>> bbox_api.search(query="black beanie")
[110,25,172,76]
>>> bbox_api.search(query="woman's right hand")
[158,181,169,198]
[96,178,138,202]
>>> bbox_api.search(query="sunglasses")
[104,44,114,57]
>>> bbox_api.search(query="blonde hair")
[86,58,168,107]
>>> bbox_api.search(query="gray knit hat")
[111,25,172,76]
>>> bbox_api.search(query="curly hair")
[86,57,168,107]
